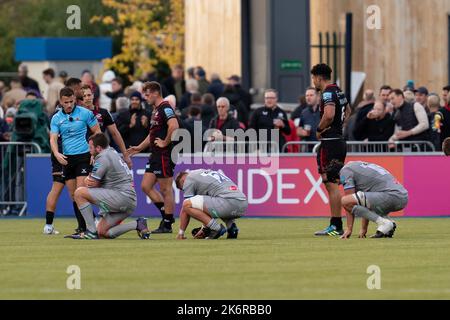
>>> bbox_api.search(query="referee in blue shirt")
[50,87,101,235]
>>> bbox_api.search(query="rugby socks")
[73,202,86,231]
[163,213,175,229]
[78,203,96,233]
[107,221,138,239]
[46,211,55,225]
[330,217,343,231]
[207,219,221,231]
[352,206,379,223]
[154,202,165,219]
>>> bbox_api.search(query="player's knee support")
[353,191,369,208]
[186,196,204,211]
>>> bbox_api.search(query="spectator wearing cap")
[162,64,186,105]
[195,67,210,95]
[43,68,64,115]
[389,89,430,143]
[114,91,152,150]
[249,89,291,152]
[18,63,40,96]
[415,86,429,112]
[227,75,252,112]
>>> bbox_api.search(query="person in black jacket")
[209,97,241,138]
[249,89,290,152]
[354,100,395,142]
[115,91,152,150]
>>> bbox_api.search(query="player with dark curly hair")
[311,63,350,237]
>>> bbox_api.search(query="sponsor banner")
[25,155,449,217]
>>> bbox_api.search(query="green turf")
[1,218,450,300]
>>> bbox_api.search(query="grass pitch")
[1,218,450,300]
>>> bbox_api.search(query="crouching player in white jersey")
[175,169,248,240]
[71,133,150,239]
[325,160,409,239]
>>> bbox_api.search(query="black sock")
[73,202,86,231]
[46,211,55,225]
[330,217,343,230]
[163,213,174,228]
[154,202,165,219]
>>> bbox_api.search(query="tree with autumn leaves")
[91,0,184,82]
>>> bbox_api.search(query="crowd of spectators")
[1,63,450,153]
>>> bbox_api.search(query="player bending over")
[71,133,150,239]
[175,169,248,240]
[325,160,408,239]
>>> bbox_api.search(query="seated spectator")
[114,91,152,150]
[354,100,395,142]
[200,93,217,129]
[249,89,290,152]
[427,94,444,151]
[389,89,430,144]
[180,79,199,111]
[207,73,224,99]
[209,97,241,140]
[295,87,320,147]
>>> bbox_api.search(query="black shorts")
[145,152,175,178]
[51,153,65,184]
[317,139,347,175]
[63,152,92,181]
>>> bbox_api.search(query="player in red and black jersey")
[311,63,351,237]
[127,82,180,233]
[80,85,132,169]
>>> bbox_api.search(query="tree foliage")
[91,0,185,81]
